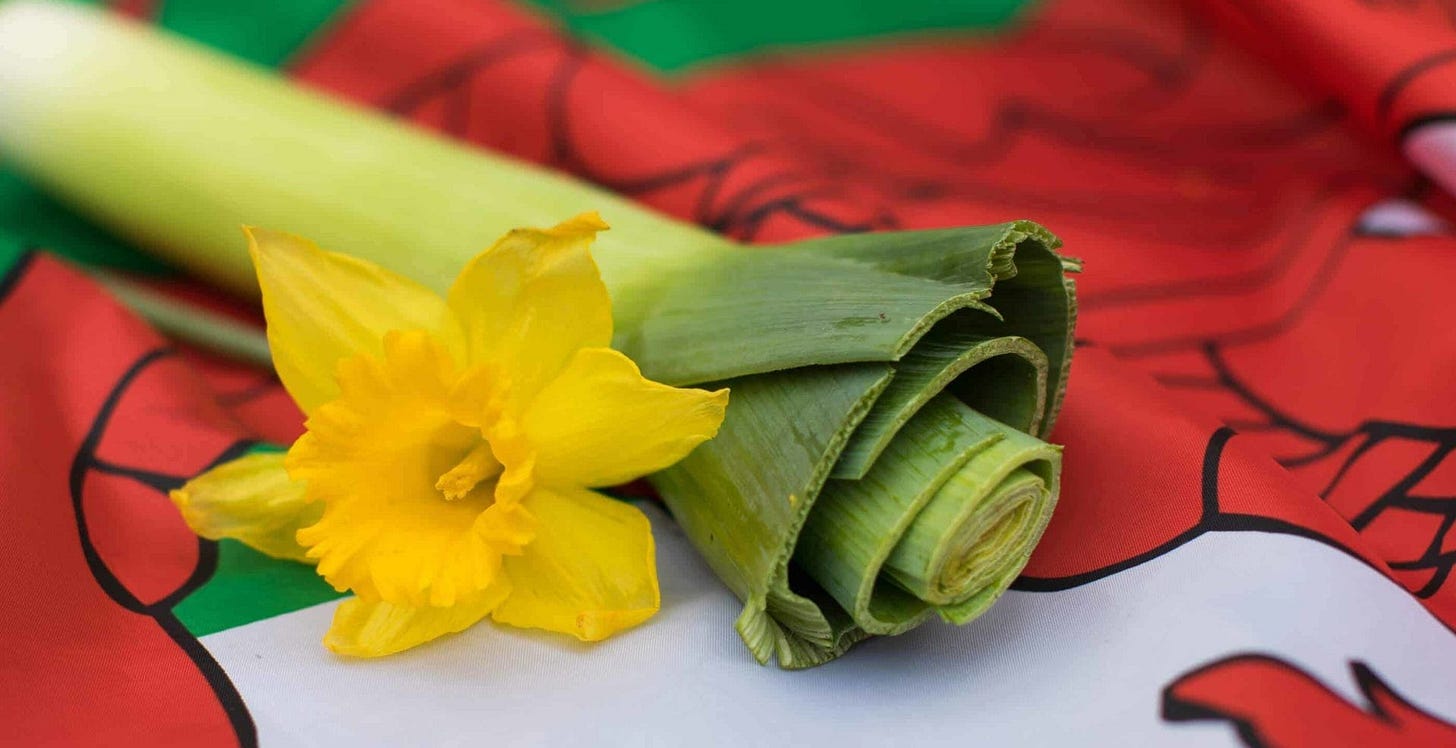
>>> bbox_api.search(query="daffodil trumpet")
[0,1,1078,667]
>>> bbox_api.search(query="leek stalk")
[0,0,1078,667]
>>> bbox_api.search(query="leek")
[0,0,1079,667]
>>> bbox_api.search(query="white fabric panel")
[202,505,1456,747]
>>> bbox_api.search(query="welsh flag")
[3,0,1456,745]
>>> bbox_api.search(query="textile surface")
[3,0,1456,745]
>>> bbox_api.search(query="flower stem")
[90,270,274,368]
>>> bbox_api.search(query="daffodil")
[172,213,728,657]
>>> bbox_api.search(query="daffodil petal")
[525,347,729,488]
[248,226,459,415]
[324,580,511,658]
[169,450,319,563]
[446,213,612,412]
[493,486,658,641]
[288,330,525,607]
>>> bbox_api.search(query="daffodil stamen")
[435,440,504,501]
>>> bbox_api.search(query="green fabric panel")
[63,0,360,67]
[0,229,28,274]
[155,0,356,67]
[527,0,1033,72]
[175,539,347,637]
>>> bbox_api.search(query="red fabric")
[1196,0,1456,139]
[1163,654,1456,746]
[0,257,251,746]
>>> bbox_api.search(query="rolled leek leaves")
[0,1,1079,667]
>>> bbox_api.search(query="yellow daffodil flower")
[171,213,728,657]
